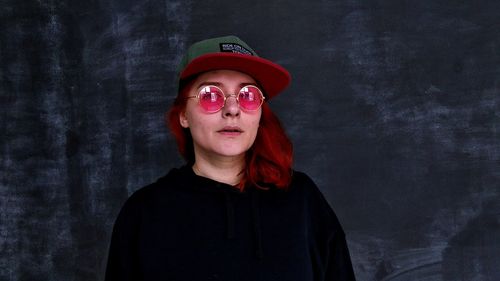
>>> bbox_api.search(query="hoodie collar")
[166,164,264,260]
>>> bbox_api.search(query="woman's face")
[179,70,262,161]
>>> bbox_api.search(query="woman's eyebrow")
[239,82,258,88]
[196,81,221,88]
[196,81,258,89]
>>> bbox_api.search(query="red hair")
[167,79,293,190]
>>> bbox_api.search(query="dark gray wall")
[1,0,499,280]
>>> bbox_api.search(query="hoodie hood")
[160,165,265,259]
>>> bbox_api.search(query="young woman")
[105,35,356,281]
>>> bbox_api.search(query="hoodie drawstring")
[224,193,235,239]
[224,190,263,260]
[251,190,263,260]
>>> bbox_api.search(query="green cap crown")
[177,35,258,75]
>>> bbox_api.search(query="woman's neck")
[192,154,245,186]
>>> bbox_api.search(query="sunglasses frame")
[187,84,266,113]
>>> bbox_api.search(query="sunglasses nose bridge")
[222,93,240,109]
[225,93,239,100]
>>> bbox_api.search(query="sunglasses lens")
[238,86,263,111]
[199,86,225,112]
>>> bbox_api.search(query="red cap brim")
[179,53,291,99]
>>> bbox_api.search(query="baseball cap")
[177,35,291,99]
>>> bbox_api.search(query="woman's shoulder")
[288,170,345,234]
[288,170,325,198]
[290,170,316,187]
[118,166,190,210]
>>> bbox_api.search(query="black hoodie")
[105,165,356,281]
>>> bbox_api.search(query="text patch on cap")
[219,43,253,55]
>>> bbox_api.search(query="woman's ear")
[179,111,189,128]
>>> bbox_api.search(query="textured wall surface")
[1,0,499,280]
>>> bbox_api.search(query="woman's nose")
[222,95,240,117]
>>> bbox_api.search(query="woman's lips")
[217,126,243,135]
